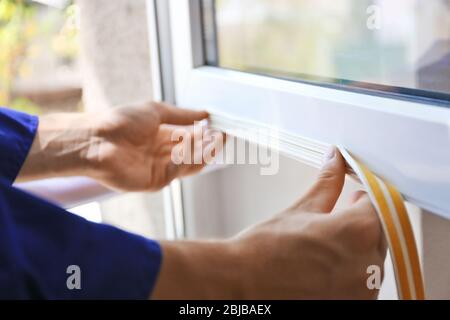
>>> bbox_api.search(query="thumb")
[292,146,346,213]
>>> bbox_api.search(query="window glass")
[203,0,450,102]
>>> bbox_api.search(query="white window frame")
[167,0,450,219]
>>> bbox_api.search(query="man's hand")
[86,102,219,191]
[154,147,387,299]
[18,102,221,191]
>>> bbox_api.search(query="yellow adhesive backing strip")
[339,147,425,300]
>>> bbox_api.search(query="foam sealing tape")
[339,147,425,300]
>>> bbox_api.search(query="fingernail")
[322,146,336,166]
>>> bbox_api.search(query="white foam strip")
[376,176,416,300]
[339,147,404,299]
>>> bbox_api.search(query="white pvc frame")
[147,0,186,239]
[167,0,450,219]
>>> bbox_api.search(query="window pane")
[204,0,450,102]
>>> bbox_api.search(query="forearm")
[17,113,100,182]
[153,240,245,299]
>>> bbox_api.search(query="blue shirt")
[0,107,162,299]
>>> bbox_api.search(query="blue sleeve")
[0,107,162,299]
[0,107,39,185]
[0,181,162,299]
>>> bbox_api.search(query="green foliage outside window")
[0,0,79,114]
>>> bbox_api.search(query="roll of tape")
[339,147,425,300]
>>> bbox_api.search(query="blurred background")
[0,0,81,115]
[212,0,450,96]
[1,0,166,241]
[3,0,448,114]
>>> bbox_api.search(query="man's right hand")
[153,147,387,299]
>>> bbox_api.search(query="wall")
[78,0,153,110]
[422,212,450,299]
[78,0,166,238]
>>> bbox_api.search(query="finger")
[291,146,346,213]
[349,190,367,205]
[202,129,226,164]
[345,193,377,216]
[155,102,209,125]
[343,194,388,258]
[166,154,206,184]
[162,122,225,161]
[163,126,223,179]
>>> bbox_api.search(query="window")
[202,0,450,103]
[167,0,450,218]
[156,0,450,300]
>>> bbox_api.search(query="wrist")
[153,239,245,299]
